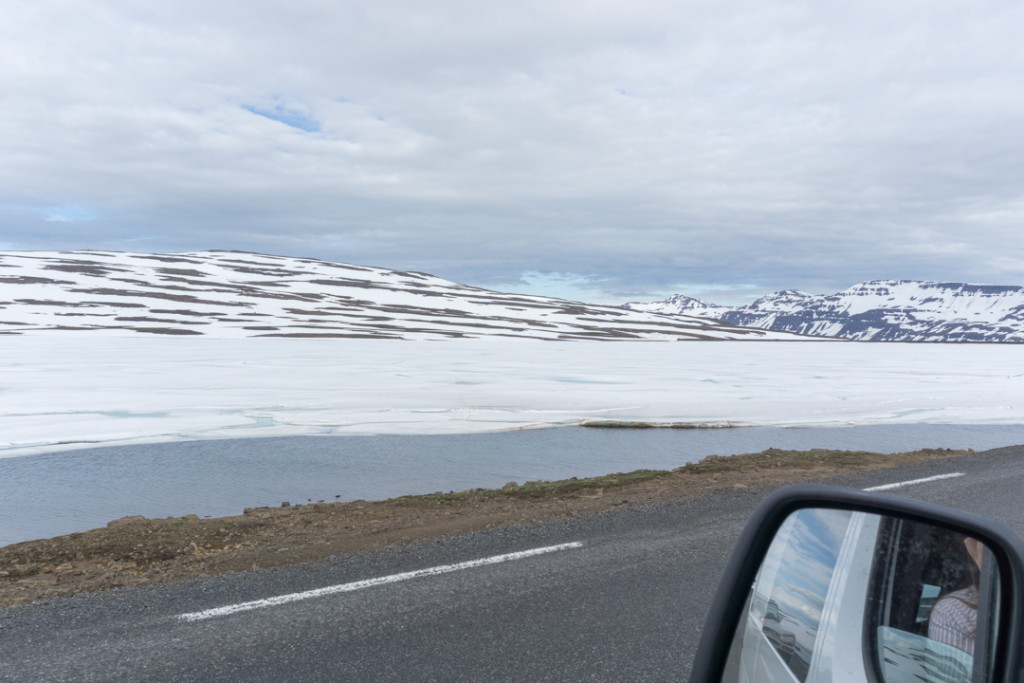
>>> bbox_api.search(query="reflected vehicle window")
[869,519,1000,683]
[743,508,853,682]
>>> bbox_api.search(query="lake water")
[3,424,1024,546]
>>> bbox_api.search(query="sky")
[2,1,1023,305]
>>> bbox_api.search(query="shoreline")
[1,446,974,608]
[6,423,1024,548]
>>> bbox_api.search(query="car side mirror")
[689,484,1024,683]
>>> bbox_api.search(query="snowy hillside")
[628,281,1024,342]
[0,251,798,341]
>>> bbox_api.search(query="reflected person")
[928,537,984,655]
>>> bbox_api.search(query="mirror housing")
[688,484,1024,683]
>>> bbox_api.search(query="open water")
[3,424,1024,546]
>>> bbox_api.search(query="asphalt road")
[2,446,1023,682]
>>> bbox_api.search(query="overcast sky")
[3,1,1023,304]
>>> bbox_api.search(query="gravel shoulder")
[0,447,971,607]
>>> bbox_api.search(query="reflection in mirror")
[871,519,999,683]
[721,508,1002,683]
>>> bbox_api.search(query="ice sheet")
[2,337,1023,458]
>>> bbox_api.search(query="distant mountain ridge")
[625,280,1024,342]
[0,250,801,341]
[620,294,732,320]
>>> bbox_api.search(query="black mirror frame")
[688,484,1024,683]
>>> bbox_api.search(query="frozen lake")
[4,337,1024,458]
[4,423,1024,546]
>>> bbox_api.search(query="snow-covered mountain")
[621,294,732,320]
[628,280,1024,342]
[0,251,801,341]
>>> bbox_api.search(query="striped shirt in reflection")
[928,585,978,656]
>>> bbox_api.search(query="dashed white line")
[863,472,965,492]
[178,541,585,622]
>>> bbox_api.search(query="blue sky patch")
[243,104,321,133]
[43,204,97,223]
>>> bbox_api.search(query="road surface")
[2,446,1022,682]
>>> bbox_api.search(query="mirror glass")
[721,507,1002,683]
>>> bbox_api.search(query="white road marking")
[178,541,585,622]
[863,472,965,492]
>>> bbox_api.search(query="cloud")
[496,272,612,303]
[2,0,1024,302]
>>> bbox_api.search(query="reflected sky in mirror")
[747,508,852,681]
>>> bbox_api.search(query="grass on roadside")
[400,447,964,502]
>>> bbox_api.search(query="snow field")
[2,337,1022,458]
